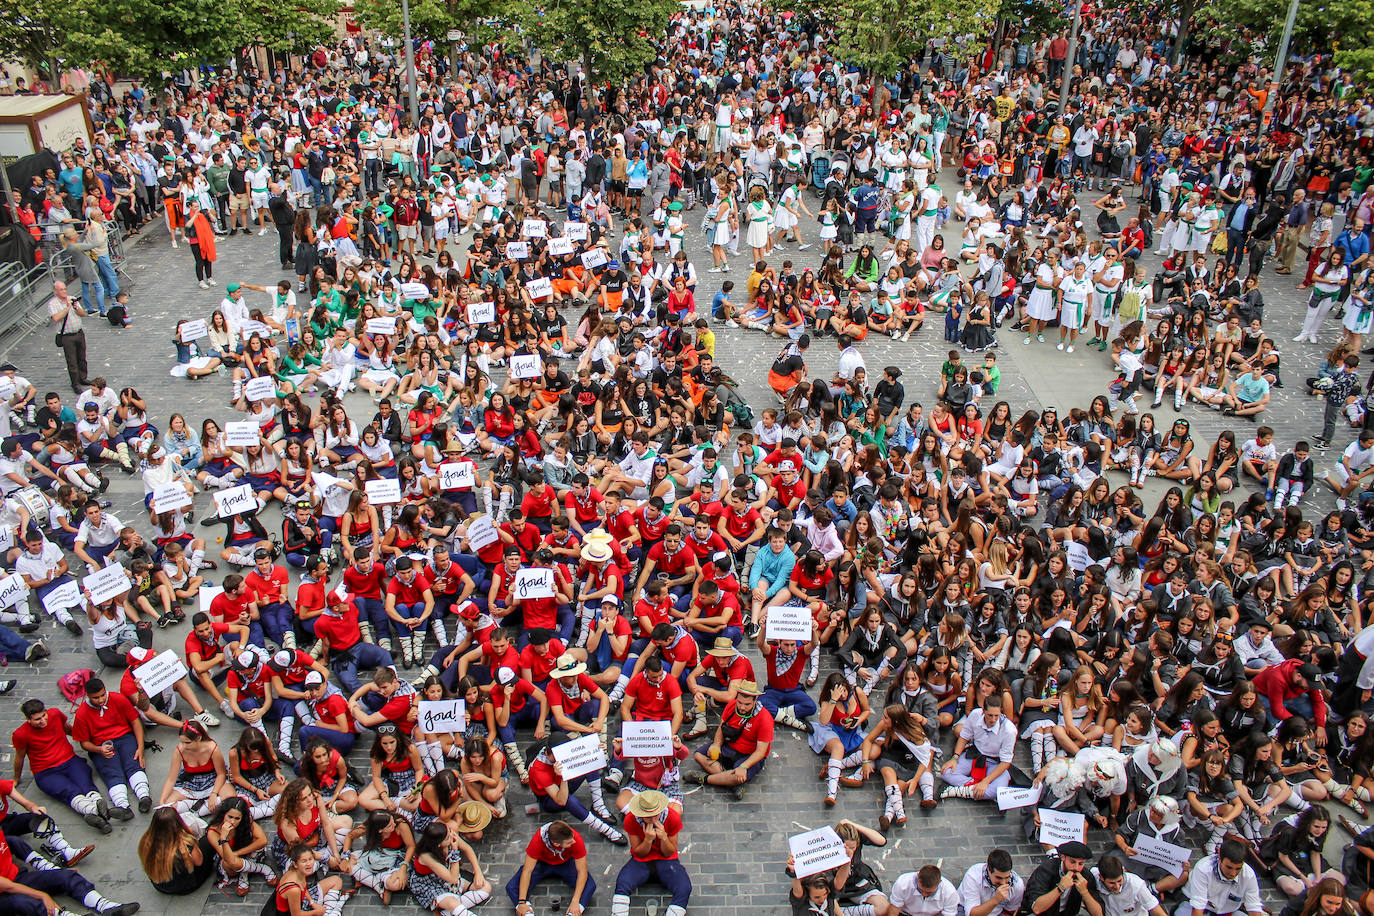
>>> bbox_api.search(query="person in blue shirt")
[1334,218,1370,281]
[58,155,85,201]
[850,181,881,240]
[1222,364,1270,420]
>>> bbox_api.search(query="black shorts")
[607,179,626,194]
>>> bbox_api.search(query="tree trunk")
[1170,0,1195,66]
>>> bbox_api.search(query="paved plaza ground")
[2,167,1359,916]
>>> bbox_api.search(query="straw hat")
[706,637,737,657]
[457,800,492,832]
[627,790,669,818]
[552,653,587,678]
[735,679,763,696]
[580,541,613,563]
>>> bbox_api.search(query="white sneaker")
[171,240,178,249]
[797,243,811,250]
[1337,497,1349,511]
[1067,345,1075,353]
[194,711,221,727]
[1023,336,1031,345]
[1056,342,1064,350]
[258,228,268,236]
[1293,334,1306,342]
[725,320,739,328]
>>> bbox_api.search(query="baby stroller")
[828,150,851,185]
[810,152,831,191]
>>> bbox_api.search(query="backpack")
[58,669,94,706]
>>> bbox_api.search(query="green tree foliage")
[517,0,679,85]
[1199,0,1374,66]
[353,0,502,46]
[781,0,999,77]
[4,0,338,84]
[0,0,70,79]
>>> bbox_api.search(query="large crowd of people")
[8,3,1374,916]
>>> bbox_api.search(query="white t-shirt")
[890,874,959,916]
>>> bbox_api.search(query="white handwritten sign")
[199,585,225,615]
[1132,835,1191,877]
[513,567,555,600]
[133,649,189,697]
[244,376,277,402]
[225,421,260,447]
[788,826,849,878]
[1038,809,1087,847]
[997,784,1044,810]
[552,733,607,780]
[509,354,542,380]
[1064,540,1091,573]
[82,564,130,605]
[179,319,209,342]
[416,699,467,734]
[152,482,193,514]
[41,579,82,616]
[580,249,607,269]
[764,604,812,641]
[620,720,673,757]
[401,281,431,301]
[365,478,402,505]
[239,320,270,341]
[365,316,398,336]
[505,241,529,260]
[548,237,574,256]
[439,462,476,490]
[466,515,499,550]
[466,301,496,324]
[565,221,589,241]
[0,574,27,610]
[213,483,258,518]
[525,277,553,300]
[522,219,547,238]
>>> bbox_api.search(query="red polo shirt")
[527,825,587,864]
[71,694,139,745]
[519,639,567,683]
[624,671,681,721]
[12,709,75,772]
[387,571,432,605]
[720,699,774,755]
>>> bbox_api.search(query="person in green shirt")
[206,153,231,232]
[979,352,1001,395]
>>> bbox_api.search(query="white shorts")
[251,191,270,210]
[397,224,418,241]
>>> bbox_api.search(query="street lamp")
[402,0,420,124]
[1259,0,1300,139]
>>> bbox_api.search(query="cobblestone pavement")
[4,166,1353,916]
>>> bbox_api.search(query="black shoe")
[0,680,15,695]
[18,621,39,634]
[108,806,134,821]
[138,796,152,814]
[96,476,110,493]
[104,903,139,916]
[64,619,82,636]
[143,740,163,754]
[156,613,173,629]
[84,813,112,835]
[24,641,48,660]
